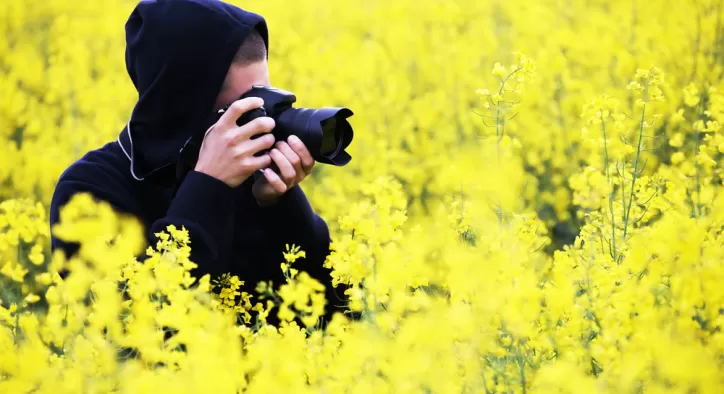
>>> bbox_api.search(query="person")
[49,0,345,325]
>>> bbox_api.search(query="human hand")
[194,97,276,188]
[252,135,315,206]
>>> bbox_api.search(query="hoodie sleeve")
[251,184,349,315]
[257,184,331,259]
[50,160,236,277]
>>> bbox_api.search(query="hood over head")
[118,0,268,180]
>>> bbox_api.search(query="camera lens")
[235,85,354,166]
[276,107,354,166]
[320,117,338,155]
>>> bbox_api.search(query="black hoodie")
[49,0,345,322]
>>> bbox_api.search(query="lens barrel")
[276,107,354,166]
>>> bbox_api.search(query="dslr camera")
[176,85,354,182]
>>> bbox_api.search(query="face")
[214,59,270,110]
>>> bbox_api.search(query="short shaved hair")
[233,27,267,66]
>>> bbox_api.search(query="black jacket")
[49,0,345,323]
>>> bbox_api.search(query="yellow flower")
[492,62,507,77]
[670,132,685,147]
[1,0,724,392]
[683,82,700,107]
[23,293,40,304]
[671,151,686,164]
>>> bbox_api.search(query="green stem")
[497,67,523,96]
[601,119,610,181]
[623,82,649,241]
[14,307,20,346]
[516,343,527,394]
[496,111,503,227]
[494,67,522,143]
[693,92,705,218]
[600,116,617,260]
[496,95,502,139]
[494,71,513,226]
[694,125,702,217]
[617,177,626,265]
[495,94,504,170]
[480,367,493,394]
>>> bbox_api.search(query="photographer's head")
[215,29,270,111]
[122,0,269,179]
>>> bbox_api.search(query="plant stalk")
[623,82,649,241]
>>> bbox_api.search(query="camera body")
[234,85,296,128]
[225,85,354,166]
[175,85,354,184]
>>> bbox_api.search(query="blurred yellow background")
[1,0,724,392]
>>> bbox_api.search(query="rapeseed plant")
[1,0,724,392]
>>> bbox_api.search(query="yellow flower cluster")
[2,0,724,392]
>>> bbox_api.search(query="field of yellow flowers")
[2,0,724,392]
